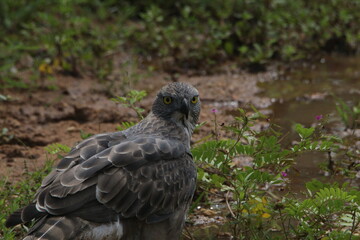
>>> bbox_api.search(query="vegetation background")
[1,0,360,82]
[0,0,359,239]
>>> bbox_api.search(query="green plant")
[116,121,137,131]
[0,0,125,88]
[127,0,360,71]
[0,160,53,239]
[1,0,360,80]
[44,143,71,158]
[285,180,360,239]
[191,107,354,239]
[192,109,285,238]
[335,97,360,130]
[112,90,147,120]
[79,130,93,140]
[0,142,71,238]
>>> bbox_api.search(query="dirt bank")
[0,70,274,180]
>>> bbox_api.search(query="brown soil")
[0,70,274,181]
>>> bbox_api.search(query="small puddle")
[258,55,360,101]
[260,55,360,194]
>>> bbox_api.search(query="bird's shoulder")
[35,128,195,222]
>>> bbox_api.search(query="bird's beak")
[180,98,190,119]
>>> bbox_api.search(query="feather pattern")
[6,82,200,240]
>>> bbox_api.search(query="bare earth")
[0,70,274,181]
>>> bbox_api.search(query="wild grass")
[1,0,360,88]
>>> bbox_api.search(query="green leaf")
[44,143,71,155]
[80,130,93,140]
[116,121,137,131]
[294,123,314,139]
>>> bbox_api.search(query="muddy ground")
[0,70,275,181]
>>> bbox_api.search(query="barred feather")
[6,82,200,240]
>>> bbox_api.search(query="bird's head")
[152,82,201,134]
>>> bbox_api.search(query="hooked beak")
[180,98,190,119]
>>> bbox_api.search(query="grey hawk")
[6,82,201,240]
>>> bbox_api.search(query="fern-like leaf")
[116,121,137,131]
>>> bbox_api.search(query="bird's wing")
[39,131,127,189]
[5,132,126,228]
[35,135,196,223]
[97,151,196,223]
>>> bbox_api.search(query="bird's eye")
[191,96,199,104]
[163,96,172,105]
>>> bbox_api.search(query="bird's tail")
[6,204,46,228]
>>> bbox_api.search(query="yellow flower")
[38,63,48,73]
[38,62,54,74]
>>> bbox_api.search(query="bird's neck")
[129,112,193,148]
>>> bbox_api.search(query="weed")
[0,160,53,239]
[79,130,94,140]
[112,90,147,120]
[191,107,359,239]
[335,97,360,130]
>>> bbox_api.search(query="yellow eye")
[163,96,172,104]
[191,96,199,104]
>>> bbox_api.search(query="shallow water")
[260,55,360,194]
[259,56,360,101]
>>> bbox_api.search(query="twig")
[278,208,289,240]
[214,111,219,141]
[226,191,236,219]
[327,151,334,173]
[183,225,195,240]
[350,208,360,240]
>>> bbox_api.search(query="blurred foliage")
[1,0,360,86]
[335,97,360,130]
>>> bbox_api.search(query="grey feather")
[6,82,200,240]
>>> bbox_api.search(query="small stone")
[199,208,217,217]
[66,126,79,133]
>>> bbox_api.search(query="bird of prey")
[6,82,200,240]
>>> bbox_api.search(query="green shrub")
[1,0,360,84]
[192,107,359,239]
